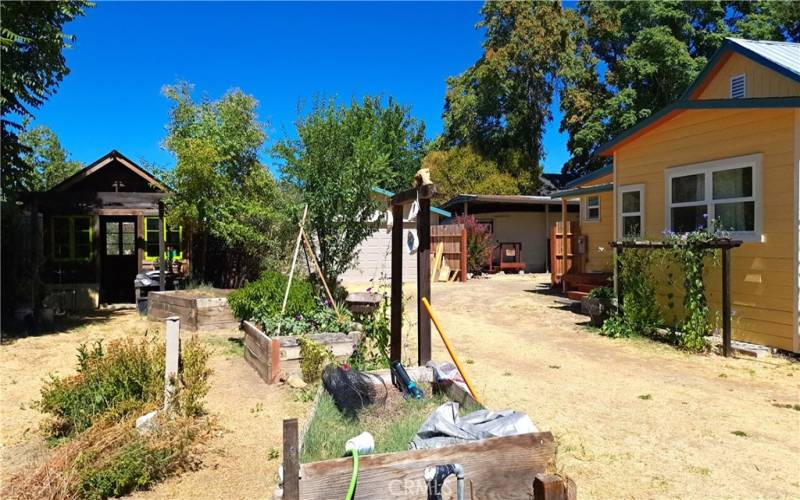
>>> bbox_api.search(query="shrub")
[38,337,211,438]
[227,271,318,322]
[298,336,334,383]
[454,215,493,273]
[587,286,614,300]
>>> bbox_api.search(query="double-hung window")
[144,217,183,260]
[618,185,645,239]
[583,196,600,222]
[666,154,761,240]
[52,216,93,261]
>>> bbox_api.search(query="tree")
[1,1,92,198]
[18,125,82,191]
[441,1,581,193]
[422,146,519,203]
[162,83,293,287]
[559,0,800,176]
[275,96,428,284]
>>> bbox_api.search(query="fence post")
[460,226,468,282]
[417,197,432,365]
[722,246,732,357]
[283,418,300,500]
[390,204,404,363]
[164,316,180,409]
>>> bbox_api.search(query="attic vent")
[730,74,746,99]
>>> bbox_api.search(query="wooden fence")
[430,224,468,282]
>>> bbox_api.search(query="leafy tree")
[162,83,293,287]
[441,1,581,193]
[18,125,82,191]
[422,146,519,203]
[560,0,800,176]
[275,96,427,284]
[1,1,92,198]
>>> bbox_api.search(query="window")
[105,221,136,256]
[583,196,600,222]
[52,216,93,261]
[666,154,761,239]
[144,217,183,260]
[476,219,494,235]
[618,185,645,239]
[730,74,746,99]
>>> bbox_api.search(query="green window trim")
[144,217,183,261]
[51,216,93,262]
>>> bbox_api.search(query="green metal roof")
[550,183,614,199]
[371,186,451,217]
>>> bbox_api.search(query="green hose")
[345,449,359,500]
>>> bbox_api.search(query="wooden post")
[544,204,550,273]
[561,198,567,293]
[390,204,404,363]
[460,225,468,282]
[281,206,308,319]
[158,201,166,291]
[722,246,732,357]
[417,197,432,365]
[29,197,40,308]
[533,473,576,500]
[613,246,622,307]
[164,316,180,409]
[282,418,300,500]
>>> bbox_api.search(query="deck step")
[567,291,588,301]
[574,284,598,293]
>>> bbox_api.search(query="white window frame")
[730,73,746,99]
[583,195,600,223]
[618,184,645,240]
[665,153,763,242]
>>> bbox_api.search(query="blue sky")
[31,1,569,173]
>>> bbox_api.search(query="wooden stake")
[279,205,308,335]
[301,229,341,321]
[282,418,300,500]
[390,204,403,363]
[164,316,180,410]
[417,197,432,365]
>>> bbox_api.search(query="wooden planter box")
[148,290,239,332]
[242,321,359,384]
[276,366,574,499]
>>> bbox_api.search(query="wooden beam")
[390,204,404,363]
[283,419,300,500]
[417,198,431,365]
[722,246,732,357]
[460,225,468,282]
[158,201,166,291]
[298,432,556,499]
[561,198,567,293]
[391,184,435,206]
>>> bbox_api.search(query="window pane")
[587,207,599,220]
[106,223,119,256]
[715,201,755,232]
[713,167,752,200]
[622,215,641,238]
[587,196,599,208]
[671,205,707,233]
[146,217,159,231]
[106,222,119,235]
[672,174,704,203]
[120,222,135,255]
[622,191,640,213]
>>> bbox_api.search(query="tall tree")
[560,0,800,176]
[275,96,427,284]
[1,1,91,198]
[18,125,82,191]
[441,1,580,193]
[422,146,520,203]
[162,83,293,286]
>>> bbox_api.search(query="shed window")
[144,217,183,260]
[666,154,761,239]
[730,74,746,99]
[583,196,600,222]
[618,185,644,239]
[52,216,93,261]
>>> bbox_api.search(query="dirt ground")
[2,274,799,498]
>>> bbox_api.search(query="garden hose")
[345,449,359,500]
[344,432,374,500]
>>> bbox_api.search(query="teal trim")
[371,186,452,218]
[598,97,800,156]
[563,164,613,189]
[551,183,613,199]
[681,39,800,100]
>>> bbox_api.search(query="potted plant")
[584,286,614,327]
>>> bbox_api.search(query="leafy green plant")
[297,337,334,383]
[587,286,614,300]
[350,290,391,370]
[227,271,318,323]
[601,249,661,339]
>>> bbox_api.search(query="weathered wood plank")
[299,432,556,499]
[283,419,300,500]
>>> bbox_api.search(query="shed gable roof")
[48,150,168,193]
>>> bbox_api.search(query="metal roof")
[371,186,451,217]
[563,164,613,189]
[441,194,577,210]
[727,38,800,79]
[550,183,614,199]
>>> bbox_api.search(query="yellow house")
[571,38,800,353]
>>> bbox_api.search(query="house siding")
[578,190,614,272]
[696,52,800,100]
[615,107,797,351]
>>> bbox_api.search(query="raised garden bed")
[148,289,239,332]
[242,321,359,384]
[276,366,569,499]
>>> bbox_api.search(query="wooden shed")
[26,150,189,307]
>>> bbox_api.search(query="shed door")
[100,216,137,303]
